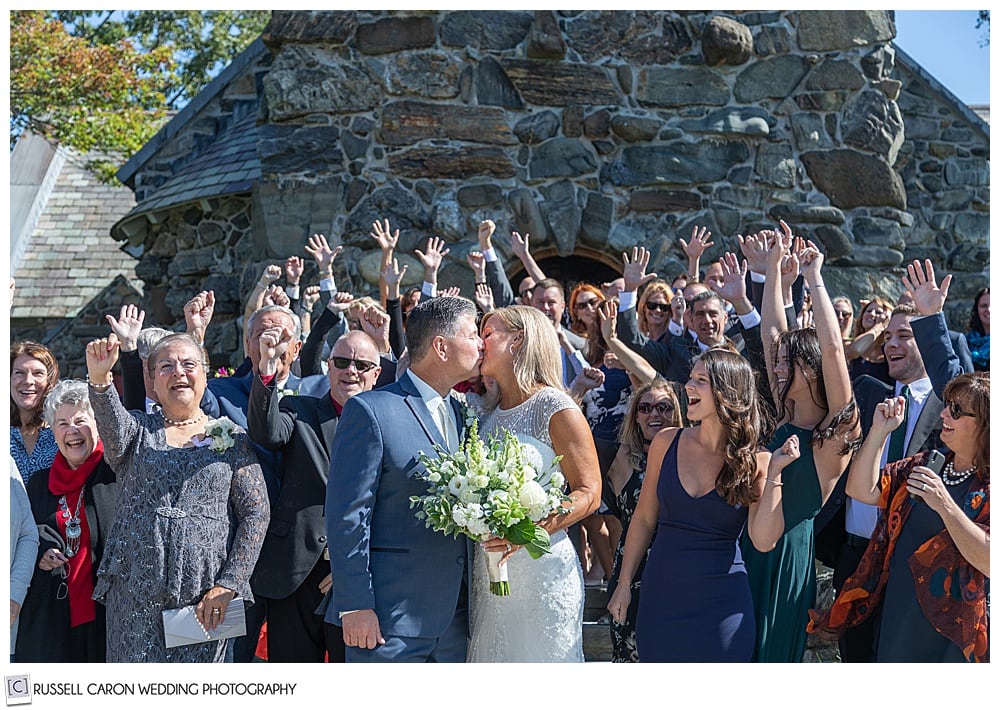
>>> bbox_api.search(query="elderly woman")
[15,380,118,662]
[604,378,683,662]
[10,341,60,482]
[809,371,989,662]
[85,332,269,662]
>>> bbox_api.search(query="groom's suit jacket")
[324,371,472,640]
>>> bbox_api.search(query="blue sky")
[894,10,990,105]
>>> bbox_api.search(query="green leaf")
[523,525,552,559]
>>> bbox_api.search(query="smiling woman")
[10,341,60,483]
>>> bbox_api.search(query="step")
[583,582,609,622]
[583,619,613,662]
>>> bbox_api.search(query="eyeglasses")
[155,359,202,375]
[834,310,852,319]
[55,562,69,600]
[945,400,975,419]
[330,357,378,373]
[574,299,600,310]
[519,288,535,299]
[637,402,674,415]
[645,302,671,313]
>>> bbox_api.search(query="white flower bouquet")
[410,417,571,595]
[205,417,237,453]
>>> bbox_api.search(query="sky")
[893,9,990,105]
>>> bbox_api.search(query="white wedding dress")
[466,387,585,663]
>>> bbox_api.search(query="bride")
[466,305,602,662]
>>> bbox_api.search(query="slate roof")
[10,142,139,321]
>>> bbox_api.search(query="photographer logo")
[4,676,31,706]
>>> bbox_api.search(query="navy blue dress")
[636,431,755,662]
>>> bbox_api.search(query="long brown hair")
[619,378,683,470]
[10,341,60,428]
[698,348,771,507]
[942,372,990,481]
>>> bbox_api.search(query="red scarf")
[48,440,104,628]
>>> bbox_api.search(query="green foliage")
[10,10,269,181]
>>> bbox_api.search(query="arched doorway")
[506,246,622,294]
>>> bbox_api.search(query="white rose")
[466,518,490,537]
[452,507,469,527]
[550,471,565,489]
[522,465,537,481]
[448,476,468,497]
[518,480,548,511]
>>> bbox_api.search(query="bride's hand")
[481,537,521,564]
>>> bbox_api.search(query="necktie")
[437,399,455,450]
[886,384,910,463]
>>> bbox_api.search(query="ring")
[212,609,221,615]
[505,543,512,553]
[922,483,927,491]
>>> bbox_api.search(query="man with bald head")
[247,329,382,662]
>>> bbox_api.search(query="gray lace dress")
[89,385,269,662]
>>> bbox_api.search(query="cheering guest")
[846,297,893,386]
[10,342,60,482]
[966,287,989,371]
[86,332,268,662]
[809,371,989,662]
[604,379,682,662]
[16,380,119,662]
[246,330,382,662]
[832,297,854,345]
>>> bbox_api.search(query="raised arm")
[244,264,282,326]
[760,230,790,403]
[370,219,399,308]
[597,301,658,384]
[414,236,450,295]
[903,259,964,398]
[106,304,147,411]
[382,258,408,358]
[845,396,905,505]
[679,225,713,281]
[184,290,215,351]
[509,230,547,284]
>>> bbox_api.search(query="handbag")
[162,597,247,648]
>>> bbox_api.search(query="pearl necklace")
[941,461,977,486]
[161,411,206,427]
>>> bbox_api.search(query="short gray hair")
[247,305,302,343]
[42,379,93,427]
[146,333,209,375]
[137,327,175,360]
[404,296,477,363]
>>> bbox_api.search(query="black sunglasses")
[645,302,671,313]
[574,299,601,310]
[519,287,535,298]
[945,400,975,419]
[330,356,378,373]
[637,402,674,415]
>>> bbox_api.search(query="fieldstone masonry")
[117,10,988,367]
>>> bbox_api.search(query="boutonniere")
[205,417,237,453]
[461,404,477,433]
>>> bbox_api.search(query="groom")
[325,296,483,662]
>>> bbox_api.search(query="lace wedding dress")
[466,387,585,663]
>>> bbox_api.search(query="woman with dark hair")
[742,227,861,662]
[607,348,797,662]
[966,287,989,371]
[846,297,894,385]
[16,380,118,662]
[10,341,60,482]
[809,371,989,662]
[604,378,682,662]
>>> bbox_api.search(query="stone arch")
[507,246,622,293]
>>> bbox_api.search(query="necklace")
[161,411,206,427]
[941,461,977,486]
[58,487,85,557]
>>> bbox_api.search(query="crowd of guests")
[9,215,989,663]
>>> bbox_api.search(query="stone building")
[109,10,989,368]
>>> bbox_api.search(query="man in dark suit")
[325,296,482,662]
[817,287,964,661]
[246,329,382,662]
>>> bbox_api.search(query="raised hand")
[106,303,145,352]
[714,252,749,306]
[439,286,461,298]
[679,225,714,260]
[263,284,290,309]
[370,219,399,254]
[466,251,487,282]
[473,283,495,313]
[510,231,531,261]
[86,334,121,385]
[798,240,825,286]
[670,292,686,323]
[304,234,343,276]
[360,305,390,351]
[571,366,605,393]
[871,395,907,440]
[737,232,769,275]
[258,325,292,373]
[901,258,952,316]
[302,285,322,311]
[285,256,305,286]
[259,263,282,286]
[770,434,801,472]
[622,246,657,293]
[382,258,408,301]
[779,251,801,294]
[183,290,215,342]
[477,220,496,251]
[597,300,618,344]
[328,291,355,315]
[414,236,450,276]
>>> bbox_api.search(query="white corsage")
[205,417,237,453]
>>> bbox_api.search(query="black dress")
[606,455,648,662]
[15,461,119,663]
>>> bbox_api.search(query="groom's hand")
[343,609,385,649]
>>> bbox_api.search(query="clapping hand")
[106,303,145,352]
[901,259,951,316]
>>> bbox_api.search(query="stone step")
[583,619,613,662]
[583,582,609,622]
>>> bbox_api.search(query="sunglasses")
[519,288,535,299]
[834,311,852,319]
[637,402,674,415]
[330,356,378,373]
[945,400,975,419]
[574,299,600,310]
[645,302,671,313]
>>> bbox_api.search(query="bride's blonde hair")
[479,306,564,412]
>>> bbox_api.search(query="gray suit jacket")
[324,372,472,640]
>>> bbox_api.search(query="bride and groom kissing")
[324,296,602,662]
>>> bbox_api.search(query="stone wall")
[123,10,989,366]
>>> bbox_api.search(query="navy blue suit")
[325,372,472,662]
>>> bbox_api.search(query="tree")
[976,10,989,47]
[10,10,269,181]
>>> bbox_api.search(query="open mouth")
[687,395,701,407]
[887,353,906,364]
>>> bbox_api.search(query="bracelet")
[257,280,270,290]
[809,283,826,290]
[88,379,112,392]
[765,477,783,487]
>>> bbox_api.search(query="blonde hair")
[637,279,674,335]
[479,306,564,411]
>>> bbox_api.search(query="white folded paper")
[162,597,247,648]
